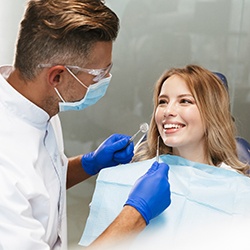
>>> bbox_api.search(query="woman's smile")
[155,74,205,155]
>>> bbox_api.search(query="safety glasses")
[38,62,113,82]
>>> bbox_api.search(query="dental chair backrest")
[213,72,250,166]
[235,137,250,165]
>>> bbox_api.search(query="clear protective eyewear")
[38,62,113,82]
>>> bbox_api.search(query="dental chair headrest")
[213,72,229,92]
[212,72,250,169]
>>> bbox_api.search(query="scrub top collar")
[0,65,50,129]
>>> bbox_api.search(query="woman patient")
[133,64,249,175]
[80,64,250,249]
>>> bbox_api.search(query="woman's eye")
[180,99,193,104]
[158,99,167,105]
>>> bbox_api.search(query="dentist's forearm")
[66,155,91,189]
[87,205,146,249]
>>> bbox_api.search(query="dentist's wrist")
[81,152,97,176]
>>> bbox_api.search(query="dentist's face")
[155,75,205,154]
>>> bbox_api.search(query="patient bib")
[80,155,250,249]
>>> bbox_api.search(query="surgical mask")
[54,68,112,112]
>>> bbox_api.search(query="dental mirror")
[129,122,149,143]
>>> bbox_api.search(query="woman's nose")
[163,103,177,117]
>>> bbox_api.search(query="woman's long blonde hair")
[133,64,249,175]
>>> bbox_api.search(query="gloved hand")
[81,134,134,175]
[124,161,171,225]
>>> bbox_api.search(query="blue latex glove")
[81,134,134,175]
[124,161,171,225]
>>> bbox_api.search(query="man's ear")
[47,65,66,87]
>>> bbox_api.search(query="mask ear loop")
[65,66,88,89]
[54,87,66,103]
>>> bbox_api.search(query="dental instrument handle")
[129,129,141,143]
[122,129,141,149]
[156,136,160,162]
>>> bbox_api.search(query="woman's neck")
[172,146,210,165]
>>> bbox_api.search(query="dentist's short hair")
[14,0,119,80]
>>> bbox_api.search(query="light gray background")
[1,0,249,249]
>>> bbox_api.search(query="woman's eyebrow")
[178,94,193,98]
[158,93,193,98]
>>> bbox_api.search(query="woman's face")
[155,74,206,157]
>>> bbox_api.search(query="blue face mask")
[54,69,112,112]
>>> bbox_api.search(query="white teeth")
[164,124,182,129]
